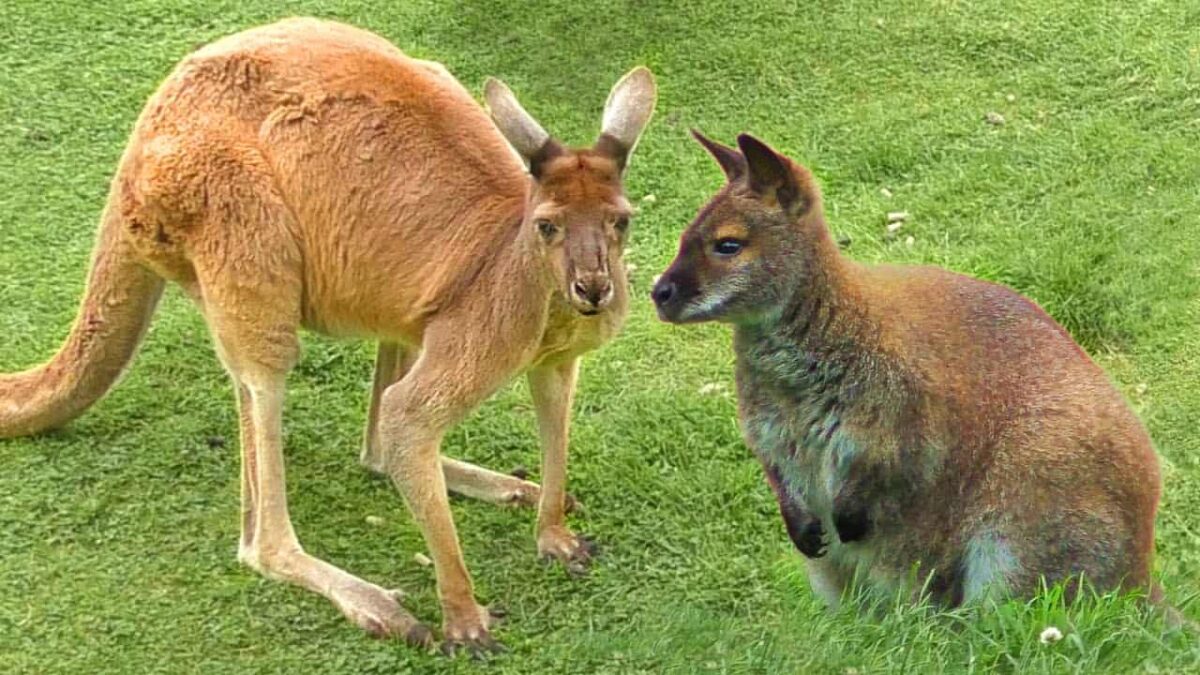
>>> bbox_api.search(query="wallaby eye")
[614,216,630,233]
[713,238,744,256]
[536,219,558,239]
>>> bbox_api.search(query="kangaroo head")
[485,68,656,316]
[653,131,828,324]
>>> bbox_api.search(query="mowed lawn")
[2,1,1199,672]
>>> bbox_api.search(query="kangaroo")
[652,131,1171,614]
[0,18,656,654]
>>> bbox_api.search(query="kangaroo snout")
[571,272,613,313]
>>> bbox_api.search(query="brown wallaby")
[0,18,656,654]
[652,131,1181,619]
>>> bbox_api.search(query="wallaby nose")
[651,277,676,307]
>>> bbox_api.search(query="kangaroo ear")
[691,129,744,181]
[736,133,807,215]
[595,66,657,173]
[484,77,564,178]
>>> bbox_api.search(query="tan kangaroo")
[0,18,656,654]
[653,132,1185,622]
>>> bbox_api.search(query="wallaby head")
[653,131,830,325]
[484,67,656,315]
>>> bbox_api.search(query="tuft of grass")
[1,0,1198,672]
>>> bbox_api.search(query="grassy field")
[2,0,1199,672]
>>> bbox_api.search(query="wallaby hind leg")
[806,556,854,610]
[364,342,555,510]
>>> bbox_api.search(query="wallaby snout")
[651,271,688,322]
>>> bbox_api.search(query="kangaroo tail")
[0,205,164,438]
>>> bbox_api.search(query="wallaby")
[0,18,656,654]
[652,131,1179,617]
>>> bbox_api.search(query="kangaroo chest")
[532,291,627,367]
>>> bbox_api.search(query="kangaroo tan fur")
[0,18,656,653]
[654,132,1174,616]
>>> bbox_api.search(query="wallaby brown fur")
[654,131,1169,613]
[0,18,656,653]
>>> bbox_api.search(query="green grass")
[2,0,1199,672]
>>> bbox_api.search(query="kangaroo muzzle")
[570,270,613,314]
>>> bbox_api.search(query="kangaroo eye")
[614,216,630,233]
[713,238,744,256]
[537,219,558,238]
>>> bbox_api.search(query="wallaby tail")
[1151,582,1199,633]
[0,205,164,438]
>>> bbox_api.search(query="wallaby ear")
[736,133,806,214]
[691,129,745,181]
[595,66,657,172]
[484,77,564,178]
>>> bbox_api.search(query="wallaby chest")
[734,328,863,521]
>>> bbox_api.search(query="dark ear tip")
[735,133,766,152]
[529,139,566,179]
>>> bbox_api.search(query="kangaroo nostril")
[572,280,588,299]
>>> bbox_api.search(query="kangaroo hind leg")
[363,342,548,509]
[193,162,430,646]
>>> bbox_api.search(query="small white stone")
[886,211,909,224]
[413,552,433,567]
[642,193,657,203]
[1039,626,1063,644]
[880,187,894,198]
[1006,93,1016,103]
[886,221,904,234]
[985,111,1006,126]
[1135,383,1148,396]
[698,383,723,396]
[365,515,385,527]
[904,235,915,247]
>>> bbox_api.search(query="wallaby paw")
[833,508,871,543]
[797,518,828,558]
